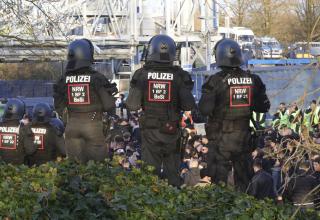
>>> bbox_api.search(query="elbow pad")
[98,88,116,111]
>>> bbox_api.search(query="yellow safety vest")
[312,106,320,127]
[289,109,301,133]
[250,111,266,130]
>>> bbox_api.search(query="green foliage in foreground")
[0,159,319,220]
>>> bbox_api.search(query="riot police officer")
[199,39,270,191]
[26,103,66,166]
[0,98,35,164]
[53,39,117,163]
[126,34,195,186]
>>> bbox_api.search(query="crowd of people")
[1,35,320,214]
[167,99,320,209]
[103,96,320,210]
[246,100,320,208]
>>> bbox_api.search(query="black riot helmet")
[146,34,176,63]
[2,98,25,121]
[32,103,53,124]
[214,38,243,68]
[66,39,94,72]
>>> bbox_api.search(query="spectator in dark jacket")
[247,158,276,200]
[312,157,320,209]
[283,161,318,208]
[182,158,201,187]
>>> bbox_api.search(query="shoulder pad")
[202,75,215,91]
[251,73,265,86]
[172,65,183,71]
[49,118,65,137]
[132,68,143,80]
[181,72,194,89]
[93,72,108,85]
[93,74,118,94]
[179,70,192,82]
[251,73,262,80]
[130,68,144,87]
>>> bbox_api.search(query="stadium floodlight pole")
[165,0,173,36]
[225,0,231,38]
[213,0,219,30]
[205,1,211,71]
[130,0,138,73]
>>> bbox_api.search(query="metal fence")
[0,66,319,115]
[0,80,54,98]
[191,66,320,113]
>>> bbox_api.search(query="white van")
[230,27,255,47]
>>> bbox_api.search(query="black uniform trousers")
[65,112,108,163]
[207,120,253,192]
[141,128,181,187]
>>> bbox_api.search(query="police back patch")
[230,86,252,107]
[0,133,17,150]
[31,128,46,150]
[34,134,44,150]
[147,72,173,102]
[67,84,90,104]
[148,81,171,102]
[0,126,19,150]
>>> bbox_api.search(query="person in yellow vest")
[303,100,317,131]
[310,101,320,131]
[272,102,288,129]
[250,111,266,131]
[288,102,303,134]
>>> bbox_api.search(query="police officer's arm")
[49,120,66,157]
[198,76,216,116]
[19,125,37,156]
[94,73,117,112]
[179,71,196,111]
[126,69,143,111]
[55,135,66,157]
[251,74,270,113]
[53,76,66,117]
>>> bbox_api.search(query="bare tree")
[228,0,251,26]
[295,0,320,41]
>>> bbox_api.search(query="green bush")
[0,159,319,220]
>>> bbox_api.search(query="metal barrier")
[0,80,54,98]
[0,65,319,115]
[248,58,317,66]
[191,66,320,113]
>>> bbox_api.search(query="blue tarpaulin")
[1,66,320,114]
[191,66,320,113]
[247,59,316,65]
